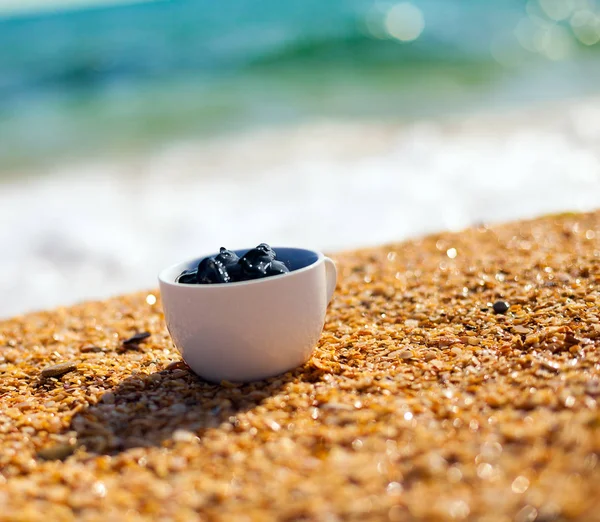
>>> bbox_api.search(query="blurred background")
[1,0,600,317]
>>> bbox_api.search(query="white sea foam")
[2,99,600,318]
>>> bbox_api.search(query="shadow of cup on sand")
[70,362,326,455]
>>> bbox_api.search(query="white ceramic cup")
[158,247,337,383]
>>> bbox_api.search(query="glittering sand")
[1,211,599,521]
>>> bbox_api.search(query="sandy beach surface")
[0,209,598,520]
[2,97,600,318]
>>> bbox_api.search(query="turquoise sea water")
[1,0,599,169]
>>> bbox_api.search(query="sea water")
[2,0,600,167]
[1,0,600,317]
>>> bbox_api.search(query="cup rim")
[158,246,326,289]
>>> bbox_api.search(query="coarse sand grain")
[1,211,599,521]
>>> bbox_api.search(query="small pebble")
[101,392,116,404]
[37,443,76,461]
[122,332,151,345]
[181,244,289,285]
[172,429,198,443]
[40,361,78,379]
[492,300,510,314]
[165,360,189,372]
[81,345,104,353]
[513,326,531,335]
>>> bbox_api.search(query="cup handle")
[323,257,337,303]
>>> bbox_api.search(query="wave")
[0,0,509,101]
[1,0,600,169]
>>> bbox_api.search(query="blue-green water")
[1,0,599,168]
